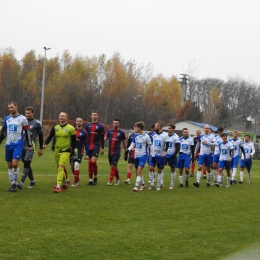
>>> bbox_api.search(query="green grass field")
[0,145,260,260]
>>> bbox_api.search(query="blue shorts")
[213,154,220,163]
[5,143,23,162]
[198,154,212,167]
[134,157,146,169]
[231,156,239,168]
[165,156,177,168]
[148,155,165,169]
[240,158,252,169]
[177,153,190,169]
[218,160,231,170]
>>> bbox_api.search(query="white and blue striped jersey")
[3,114,29,145]
[128,133,153,159]
[165,133,180,157]
[229,138,242,157]
[198,134,216,155]
[152,131,168,156]
[241,142,255,159]
[219,141,233,161]
[214,134,223,155]
[179,136,194,154]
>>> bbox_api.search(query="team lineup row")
[0,102,254,193]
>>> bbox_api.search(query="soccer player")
[229,130,243,184]
[125,121,153,191]
[85,110,105,185]
[190,130,201,177]
[215,133,234,188]
[43,112,77,193]
[0,101,33,192]
[105,119,127,185]
[239,135,255,184]
[16,106,43,189]
[148,122,168,190]
[211,127,224,185]
[124,130,135,185]
[193,124,217,188]
[164,123,180,189]
[70,117,89,187]
[147,124,156,183]
[177,128,195,188]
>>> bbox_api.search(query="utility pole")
[179,74,188,106]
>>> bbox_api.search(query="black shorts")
[128,157,135,164]
[89,149,100,159]
[108,153,120,167]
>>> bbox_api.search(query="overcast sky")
[1,0,260,83]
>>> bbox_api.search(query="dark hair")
[168,123,176,129]
[113,119,120,122]
[135,121,145,130]
[183,128,188,131]
[151,124,155,129]
[245,135,250,138]
[92,110,98,114]
[25,106,34,113]
[8,101,17,106]
[218,126,224,132]
[221,133,227,137]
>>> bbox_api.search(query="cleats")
[115,180,120,186]
[202,175,207,179]
[160,183,164,188]
[124,179,130,185]
[54,187,61,193]
[107,182,112,186]
[71,182,79,187]
[206,182,210,188]
[193,182,199,188]
[139,184,146,191]
[211,181,218,186]
[132,187,138,192]
[169,185,174,190]
[178,183,183,188]
[233,180,237,184]
[239,181,243,184]
[28,181,36,188]
[93,177,98,185]
[10,183,17,192]
[226,184,230,188]
[156,186,160,191]
[60,184,68,191]
[189,173,194,177]
[17,182,23,189]
[87,181,93,185]
[66,179,71,185]
[185,181,189,187]
[215,182,220,187]
[148,185,154,190]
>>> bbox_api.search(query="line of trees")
[0,48,259,129]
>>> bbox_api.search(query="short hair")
[151,124,155,129]
[92,110,98,114]
[168,123,176,129]
[8,101,17,106]
[113,119,120,122]
[221,133,227,137]
[245,135,250,139]
[183,128,188,131]
[218,126,224,132]
[233,130,238,133]
[135,121,145,130]
[156,122,163,129]
[25,106,34,113]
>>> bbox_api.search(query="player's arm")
[23,125,33,149]
[190,145,195,161]
[171,143,180,158]
[37,132,44,156]
[0,126,6,144]
[43,126,55,148]
[240,146,246,158]
[194,140,200,155]
[250,144,255,157]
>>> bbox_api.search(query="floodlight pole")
[40,47,51,123]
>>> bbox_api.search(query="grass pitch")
[0,146,260,260]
